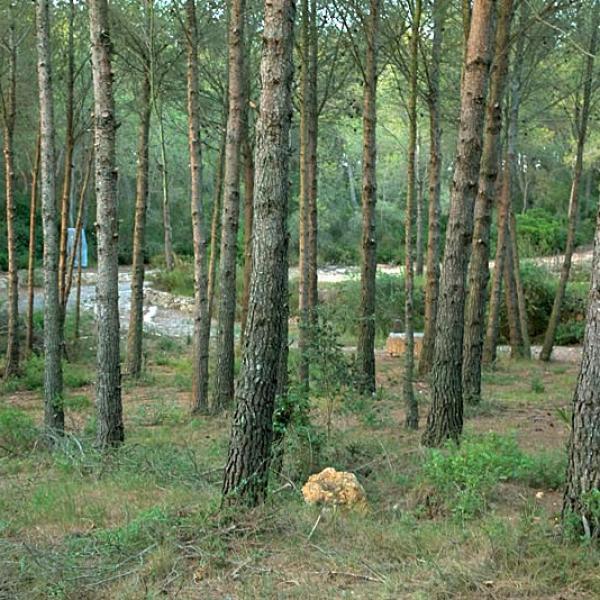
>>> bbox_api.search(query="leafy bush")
[0,407,38,454]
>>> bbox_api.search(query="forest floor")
[1,325,598,599]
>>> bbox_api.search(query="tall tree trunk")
[307,0,319,316]
[403,0,421,430]
[418,0,446,378]
[503,229,524,356]
[89,0,124,447]
[186,0,211,414]
[240,126,254,341]
[3,13,19,378]
[207,130,226,325]
[297,0,311,390]
[562,190,600,537]
[157,105,174,271]
[26,133,41,354]
[222,0,295,507]
[462,0,513,405]
[58,0,75,323]
[415,131,424,277]
[126,64,152,378]
[356,0,380,395]
[509,205,530,356]
[36,0,64,433]
[540,5,598,361]
[214,0,247,412]
[422,0,495,448]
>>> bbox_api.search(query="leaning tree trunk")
[462,0,513,405]
[222,0,295,507]
[186,0,211,414]
[36,0,64,433]
[126,67,151,378]
[26,133,41,354]
[403,0,421,430]
[562,192,600,538]
[418,0,446,378]
[540,4,598,362]
[356,0,380,395]
[3,15,19,378]
[89,0,124,447]
[422,0,495,448]
[214,0,247,413]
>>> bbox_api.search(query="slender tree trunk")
[75,241,83,341]
[89,0,124,447]
[126,65,152,378]
[58,0,75,323]
[562,189,600,537]
[222,0,295,507]
[509,205,530,356]
[3,14,19,378]
[207,130,226,324]
[462,0,513,405]
[503,228,524,356]
[297,0,311,390]
[307,0,319,316]
[26,133,41,354]
[214,0,247,412]
[36,0,64,433]
[357,0,380,395]
[186,0,211,414]
[422,0,495,448]
[418,0,446,378]
[157,105,174,271]
[240,126,254,341]
[540,4,598,361]
[404,0,421,430]
[415,131,425,277]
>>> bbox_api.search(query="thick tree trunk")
[541,6,598,361]
[214,0,247,413]
[26,134,41,354]
[356,0,380,395]
[417,0,446,378]
[422,0,495,448]
[240,127,254,341]
[3,16,19,378]
[126,66,152,378]
[207,131,226,325]
[222,0,295,507]
[462,0,513,405]
[403,0,421,430]
[186,0,211,414]
[562,193,600,537]
[36,0,64,433]
[89,0,124,447]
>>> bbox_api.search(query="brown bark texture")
[26,133,41,354]
[222,0,295,507]
[422,0,495,447]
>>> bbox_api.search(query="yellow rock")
[302,467,367,510]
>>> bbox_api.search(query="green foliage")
[0,407,38,455]
[423,434,565,521]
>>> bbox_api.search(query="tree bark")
[356,0,381,395]
[2,12,19,378]
[240,122,255,343]
[403,0,421,430]
[540,4,598,362]
[415,131,424,277]
[126,63,152,379]
[207,129,226,325]
[422,0,495,448]
[418,0,446,378]
[157,104,174,271]
[214,0,247,413]
[89,0,124,447]
[509,204,530,356]
[222,0,295,507]
[26,133,41,354]
[36,0,64,433]
[186,0,211,414]
[462,0,513,405]
[562,191,600,537]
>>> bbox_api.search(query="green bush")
[0,407,38,454]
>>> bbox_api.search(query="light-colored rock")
[302,467,367,510]
[386,332,424,358]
